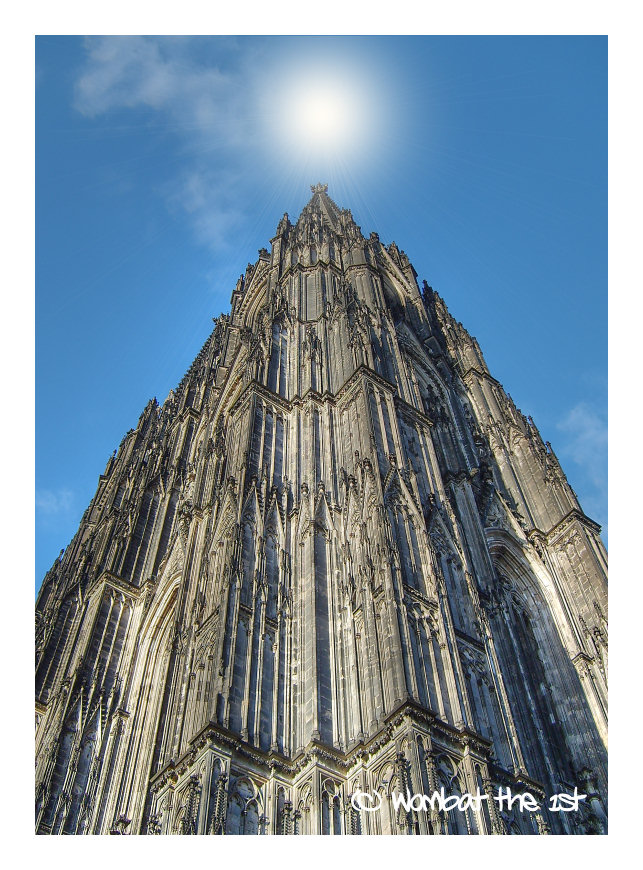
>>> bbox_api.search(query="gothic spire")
[297,181,342,230]
[35,183,608,837]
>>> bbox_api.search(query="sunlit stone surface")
[35,186,607,835]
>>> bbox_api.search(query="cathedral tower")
[35,185,608,835]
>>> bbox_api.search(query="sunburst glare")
[260,58,387,178]
[288,81,360,154]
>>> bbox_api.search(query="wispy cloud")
[73,37,260,251]
[75,37,241,130]
[36,488,75,516]
[556,401,608,534]
[164,166,247,250]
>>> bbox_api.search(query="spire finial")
[311,182,328,194]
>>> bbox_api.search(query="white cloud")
[556,401,608,535]
[557,403,607,483]
[75,37,238,128]
[73,37,259,251]
[36,488,74,516]
[164,166,246,250]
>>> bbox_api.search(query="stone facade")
[35,184,607,835]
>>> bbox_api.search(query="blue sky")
[35,35,607,587]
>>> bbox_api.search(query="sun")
[257,50,397,183]
[263,66,374,168]
[293,84,355,151]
